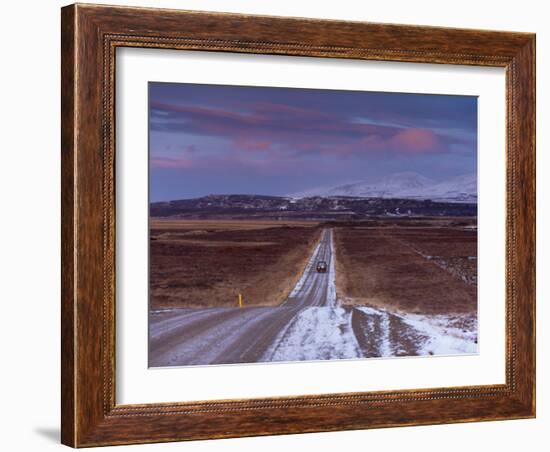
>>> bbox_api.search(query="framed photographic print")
[61,3,536,447]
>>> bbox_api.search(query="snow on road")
[151,307,281,367]
[288,243,321,298]
[150,308,228,341]
[265,306,361,362]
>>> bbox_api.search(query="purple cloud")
[150,100,454,168]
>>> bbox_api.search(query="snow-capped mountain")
[416,174,477,203]
[291,172,477,203]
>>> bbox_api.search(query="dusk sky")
[149,82,477,202]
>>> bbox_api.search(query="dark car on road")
[316,261,327,273]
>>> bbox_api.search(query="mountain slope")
[291,172,477,203]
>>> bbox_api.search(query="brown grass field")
[150,219,321,309]
[334,218,477,315]
[150,217,477,315]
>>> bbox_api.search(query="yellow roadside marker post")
[238,293,243,308]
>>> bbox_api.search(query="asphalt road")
[282,228,335,309]
[149,228,335,367]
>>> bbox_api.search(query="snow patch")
[266,307,361,362]
[356,306,392,357]
[356,306,478,357]
[327,230,337,307]
[399,313,478,356]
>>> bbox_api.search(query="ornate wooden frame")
[61,3,536,447]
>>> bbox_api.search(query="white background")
[117,49,505,404]
[0,1,546,451]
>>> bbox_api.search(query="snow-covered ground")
[356,306,478,357]
[326,232,337,307]
[265,307,361,362]
[260,303,477,363]
[396,312,478,355]
[354,306,393,357]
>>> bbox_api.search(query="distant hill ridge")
[150,192,476,219]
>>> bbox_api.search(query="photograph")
[147,82,479,367]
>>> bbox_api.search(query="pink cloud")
[233,137,273,152]
[388,128,440,153]
[293,128,442,158]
